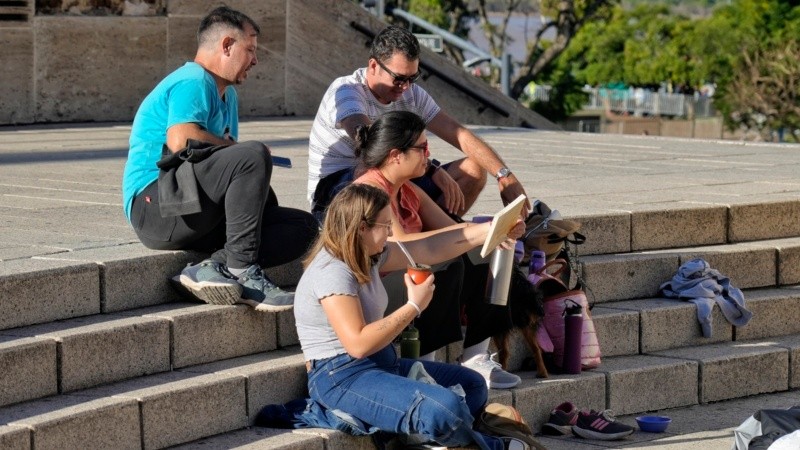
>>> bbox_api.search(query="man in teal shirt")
[122,6,317,311]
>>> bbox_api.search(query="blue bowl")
[635,415,672,433]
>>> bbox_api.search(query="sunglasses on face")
[375,59,421,87]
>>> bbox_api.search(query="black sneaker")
[573,409,634,440]
[235,265,294,312]
[541,401,579,436]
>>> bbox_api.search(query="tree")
[387,0,619,99]
[704,0,800,140]
[717,40,800,141]
[509,0,619,99]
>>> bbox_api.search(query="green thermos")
[400,326,420,359]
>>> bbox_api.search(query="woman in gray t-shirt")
[293,183,523,449]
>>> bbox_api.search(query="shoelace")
[241,266,281,291]
[472,353,503,370]
[201,261,236,279]
[592,409,618,422]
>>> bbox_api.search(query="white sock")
[228,266,247,277]
[417,351,436,362]
[461,338,491,362]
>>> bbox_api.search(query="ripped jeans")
[306,345,498,450]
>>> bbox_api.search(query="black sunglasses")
[375,59,421,87]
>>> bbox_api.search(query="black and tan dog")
[490,267,550,378]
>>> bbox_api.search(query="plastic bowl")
[635,415,672,433]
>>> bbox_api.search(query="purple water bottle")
[514,241,524,263]
[527,250,546,285]
[562,300,584,374]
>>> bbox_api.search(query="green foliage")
[408,0,449,28]
[391,0,799,135]
[528,69,590,122]
[536,0,799,136]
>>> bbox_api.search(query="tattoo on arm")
[376,308,414,331]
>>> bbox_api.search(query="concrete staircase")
[2,120,800,449]
[1,202,799,449]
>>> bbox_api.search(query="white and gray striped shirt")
[307,68,441,205]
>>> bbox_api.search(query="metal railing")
[527,85,716,118]
[385,7,513,97]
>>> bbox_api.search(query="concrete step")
[176,380,796,450]
[571,199,800,257]
[0,349,304,450]
[0,245,303,332]
[2,232,796,335]
[500,284,800,372]
[1,208,796,332]
[0,301,298,408]
[536,388,800,450]
[1,265,797,410]
[172,427,371,450]
[579,237,800,304]
[513,336,798,431]
[2,333,797,449]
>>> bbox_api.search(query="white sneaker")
[460,353,521,389]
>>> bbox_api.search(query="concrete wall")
[598,116,728,139]
[0,0,554,129]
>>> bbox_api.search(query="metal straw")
[395,240,418,267]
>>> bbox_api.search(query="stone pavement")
[1,119,799,450]
[1,118,799,263]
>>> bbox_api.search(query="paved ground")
[1,118,799,262]
[1,119,799,449]
[536,389,800,449]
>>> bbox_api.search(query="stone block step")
[173,427,348,450]
[0,350,305,449]
[516,337,794,427]
[579,237,800,303]
[572,199,800,257]
[0,395,141,449]
[0,314,170,407]
[0,301,297,407]
[162,346,800,449]
[0,246,304,332]
[537,388,800,450]
[2,334,796,449]
[499,285,800,372]
[179,388,800,450]
[654,342,789,404]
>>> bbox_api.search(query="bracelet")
[406,300,422,318]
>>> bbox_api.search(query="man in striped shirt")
[307,26,530,219]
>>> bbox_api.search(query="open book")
[479,194,526,258]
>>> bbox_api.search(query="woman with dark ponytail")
[352,111,521,389]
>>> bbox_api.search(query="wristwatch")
[495,167,512,180]
[426,158,441,178]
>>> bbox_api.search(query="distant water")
[465,13,554,64]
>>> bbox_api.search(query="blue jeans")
[306,345,500,450]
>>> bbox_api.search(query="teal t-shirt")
[121,62,239,221]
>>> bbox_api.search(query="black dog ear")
[507,268,544,328]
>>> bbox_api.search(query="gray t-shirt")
[294,248,389,361]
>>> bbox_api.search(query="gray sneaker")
[179,259,242,305]
[235,265,294,312]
